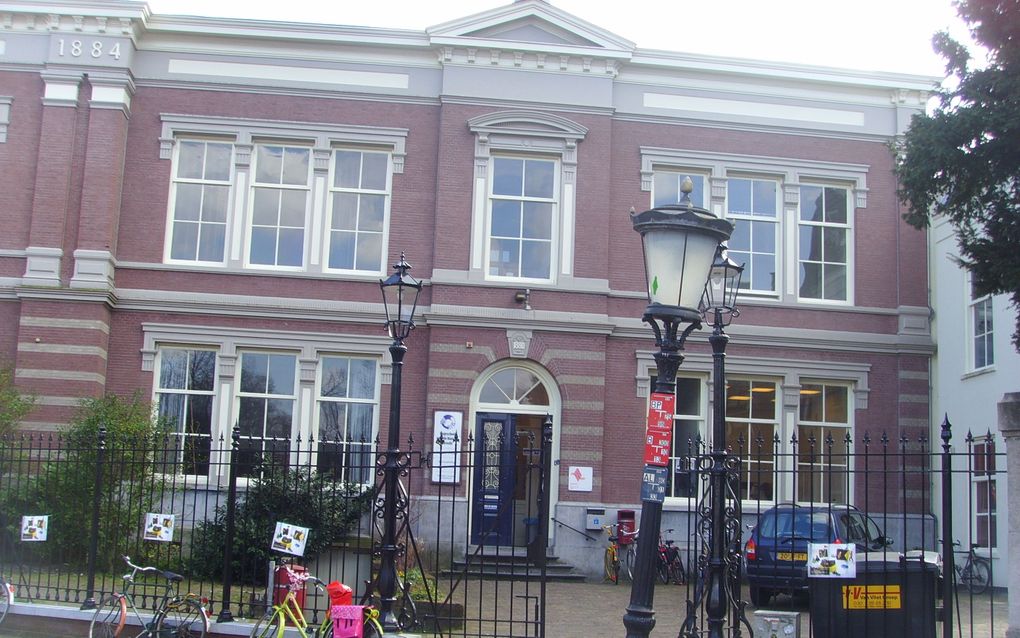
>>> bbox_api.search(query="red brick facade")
[0,2,936,541]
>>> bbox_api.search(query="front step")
[445,548,587,582]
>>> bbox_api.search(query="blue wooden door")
[471,412,516,545]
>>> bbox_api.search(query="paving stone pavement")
[539,580,1007,638]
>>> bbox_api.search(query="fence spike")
[940,414,952,447]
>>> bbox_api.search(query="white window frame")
[468,111,587,284]
[725,377,781,502]
[164,138,235,266]
[726,176,781,296]
[795,382,853,504]
[246,144,313,271]
[667,375,709,499]
[154,346,218,477]
[485,154,560,282]
[314,354,381,487]
[652,170,711,209]
[971,437,997,549]
[324,148,393,275]
[967,274,995,371]
[0,96,11,143]
[640,147,867,306]
[797,184,854,305]
[235,349,300,471]
[158,114,406,278]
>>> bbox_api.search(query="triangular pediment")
[467,17,599,48]
[428,0,634,57]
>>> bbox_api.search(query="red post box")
[273,563,308,623]
[618,509,636,544]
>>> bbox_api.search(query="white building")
[929,215,1015,587]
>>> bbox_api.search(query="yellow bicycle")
[603,524,623,584]
[248,566,382,638]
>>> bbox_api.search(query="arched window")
[478,367,550,406]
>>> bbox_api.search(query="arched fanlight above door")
[478,367,550,406]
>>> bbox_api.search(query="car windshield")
[760,509,832,541]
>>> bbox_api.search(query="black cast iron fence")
[0,419,554,638]
[657,417,1004,638]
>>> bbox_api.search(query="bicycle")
[953,541,991,594]
[625,528,686,585]
[88,555,209,638]
[0,574,13,626]
[357,571,420,632]
[249,565,383,638]
[603,524,627,584]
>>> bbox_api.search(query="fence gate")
[375,414,554,638]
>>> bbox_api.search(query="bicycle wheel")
[249,609,283,638]
[314,616,333,638]
[669,555,687,585]
[89,595,127,638]
[623,544,636,581]
[155,597,209,638]
[363,608,384,638]
[965,559,991,595]
[656,556,670,584]
[604,546,620,584]
[0,576,11,626]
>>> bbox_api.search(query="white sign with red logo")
[567,466,593,491]
[643,392,675,467]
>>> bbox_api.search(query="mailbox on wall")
[585,508,605,530]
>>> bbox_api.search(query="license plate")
[777,552,807,561]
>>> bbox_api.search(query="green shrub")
[0,393,166,572]
[187,463,372,585]
[0,365,35,437]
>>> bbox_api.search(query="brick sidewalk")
[541,580,1007,638]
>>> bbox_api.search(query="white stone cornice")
[435,44,622,77]
[1,3,146,40]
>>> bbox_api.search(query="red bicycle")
[624,528,686,584]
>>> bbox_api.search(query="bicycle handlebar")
[121,555,182,583]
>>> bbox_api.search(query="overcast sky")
[146,0,972,77]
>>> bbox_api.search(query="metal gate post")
[940,415,954,638]
[537,414,553,638]
[80,426,106,611]
[218,425,240,622]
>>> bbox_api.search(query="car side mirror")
[874,536,893,548]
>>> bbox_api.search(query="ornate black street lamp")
[699,244,744,638]
[377,252,422,633]
[625,178,733,638]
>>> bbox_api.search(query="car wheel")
[749,586,771,607]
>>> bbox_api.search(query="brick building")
[0,0,936,567]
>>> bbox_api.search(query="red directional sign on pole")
[643,392,675,467]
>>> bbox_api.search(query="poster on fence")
[21,515,48,542]
[331,605,365,638]
[271,521,309,557]
[143,513,175,542]
[431,411,462,484]
[808,543,856,578]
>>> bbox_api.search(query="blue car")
[744,503,892,606]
